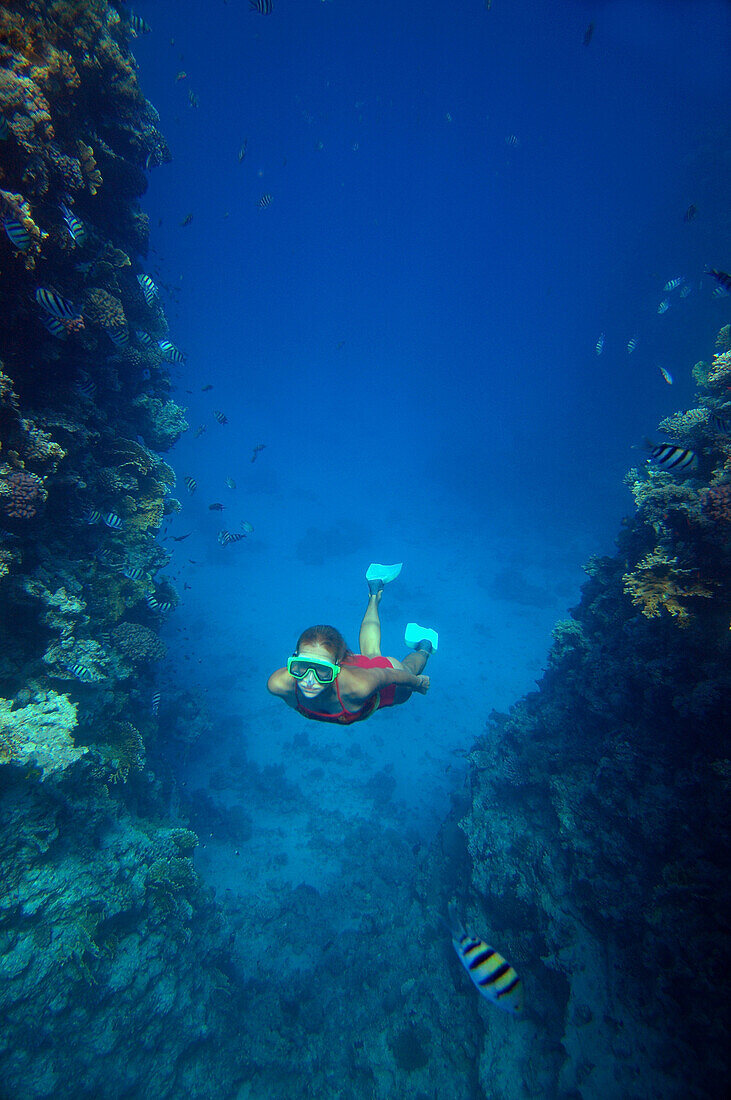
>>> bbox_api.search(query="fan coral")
[623,547,715,626]
[0,465,45,518]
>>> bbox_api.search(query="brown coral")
[700,484,731,531]
[82,287,126,331]
[0,465,45,519]
[77,141,102,194]
[623,547,715,626]
[111,622,166,663]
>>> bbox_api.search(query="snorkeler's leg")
[359,590,383,657]
[392,644,431,703]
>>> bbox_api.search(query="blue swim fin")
[404,622,439,653]
[366,562,402,593]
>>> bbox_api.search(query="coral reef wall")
[449,327,731,1098]
[0,4,243,1096]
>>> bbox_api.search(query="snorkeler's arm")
[341,666,429,700]
[267,668,297,706]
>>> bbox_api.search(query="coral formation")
[0,690,86,777]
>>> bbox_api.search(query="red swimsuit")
[294,655,397,725]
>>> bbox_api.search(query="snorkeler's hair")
[296,625,352,664]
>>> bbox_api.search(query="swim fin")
[404,622,439,653]
[366,562,403,593]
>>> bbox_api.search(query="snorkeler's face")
[293,642,337,698]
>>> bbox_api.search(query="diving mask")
[287,654,341,684]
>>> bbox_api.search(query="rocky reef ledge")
[437,327,730,1098]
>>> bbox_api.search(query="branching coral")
[83,287,127,332]
[623,547,715,626]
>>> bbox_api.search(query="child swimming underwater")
[267,563,439,725]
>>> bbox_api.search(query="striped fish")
[250,0,273,12]
[107,327,129,347]
[135,329,156,347]
[157,338,186,363]
[156,600,173,613]
[4,218,31,251]
[258,193,273,209]
[240,520,254,534]
[103,511,123,528]
[595,332,605,356]
[448,904,523,1015]
[59,203,87,245]
[712,285,729,300]
[137,273,159,305]
[657,299,670,315]
[122,565,145,580]
[647,443,698,471]
[627,336,638,354]
[76,373,96,399]
[38,313,68,339]
[708,412,730,434]
[679,284,691,298]
[706,269,731,294]
[84,508,102,525]
[128,12,151,35]
[70,662,94,681]
[213,410,228,424]
[145,594,159,609]
[151,691,161,716]
[35,287,79,320]
[663,276,684,292]
[184,476,197,494]
[218,530,246,545]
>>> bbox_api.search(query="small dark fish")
[180,213,194,227]
[172,533,192,542]
[683,204,697,222]
[188,90,200,108]
[225,477,236,490]
[151,691,161,715]
[583,22,594,46]
[251,442,266,462]
[176,71,187,82]
[201,384,214,391]
[4,218,31,250]
[128,12,151,35]
[35,287,79,320]
[647,443,698,471]
[238,140,247,162]
[707,269,731,293]
[218,530,246,545]
[258,194,273,209]
[184,476,197,495]
[76,374,96,399]
[59,203,87,245]
[103,512,123,529]
[141,368,151,381]
[250,0,273,12]
[213,410,228,424]
[208,502,225,511]
[194,425,207,439]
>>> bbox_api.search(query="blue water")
[130,0,729,854]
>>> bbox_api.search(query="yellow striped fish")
[448,904,523,1015]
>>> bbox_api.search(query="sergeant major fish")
[647,442,698,471]
[448,904,523,1015]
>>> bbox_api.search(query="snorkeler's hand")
[414,675,430,694]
